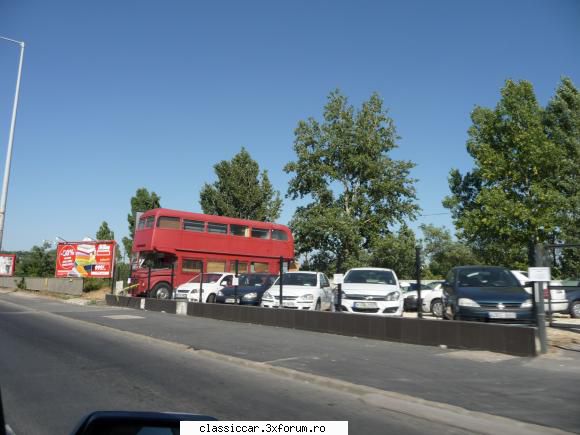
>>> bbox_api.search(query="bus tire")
[206,293,216,303]
[151,282,172,300]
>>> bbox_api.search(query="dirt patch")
[547,327,580,352]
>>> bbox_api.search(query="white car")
[511,270,568,313]
[338,268,403,316]
[261,271,333,310]
[174,272,234,303]
[421,283,444,317]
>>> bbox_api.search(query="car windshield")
[457,268,520,288]
[238,274,277,286]
[187,273,222,284]
[274,273,317,286]
[344,270,396,285]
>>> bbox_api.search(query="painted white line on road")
[102,314,145,320]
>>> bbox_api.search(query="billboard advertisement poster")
[55,241,116,278]
[0,254,16,276]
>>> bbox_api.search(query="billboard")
[0,254,16,276]
[55,241,116,278]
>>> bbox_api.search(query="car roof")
[346,267,395,272]
[452,265,508,270]
[284,271,318,275]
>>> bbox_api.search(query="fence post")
[278,256,284,309]
[234,260,239,304]
[170,263,175,298]
[199,263,204,304]
[535,244,548,354]
[147,266,151,296]
[416,246,422,319]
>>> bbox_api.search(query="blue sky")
[0,0,578,253]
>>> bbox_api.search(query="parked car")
[338,268,403,316]
[550,279,580,318]
[403,283,436,312]
[215,273,278,305]
[421,282,445,317]
[174,272,234,303]
[511,270,568,313]
[442,266,533,323]
[261,271,333,311]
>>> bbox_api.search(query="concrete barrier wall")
[105,295,537,357]
[0,277,84,295]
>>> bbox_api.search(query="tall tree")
[443,79,575,269]
[285,90,419,273]
[543,78,580,277]
[199,147,282,221]
[96,221,121,262]
[420,224,478,278]
[122,188,161,257]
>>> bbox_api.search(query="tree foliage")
[444,78,579,274]
[96,221,122,262]
[420,224,478,278]
[200,147,282,222]
[122,188,161,257]
[15,242,56,277]
[370,225,417,279]
[285,90,419,273]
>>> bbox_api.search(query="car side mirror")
[71,411,216,435]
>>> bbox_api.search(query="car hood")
[457,286,529,303]
[220,285,267,296]
[342,283,399,296]
[176,282,219,291]
[268,285,319,296]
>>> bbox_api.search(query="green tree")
[370,225,417,279]
[15,242,56,277]
[420,224,478,278]
[200,147,282,221]
[285,90,419,273]
[543,78,580,277]
[444,79,574,269]
[122,188,161,257]
[96,221,122,262]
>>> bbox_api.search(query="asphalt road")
[1,292,578,434]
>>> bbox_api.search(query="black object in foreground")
[70,411,216,435]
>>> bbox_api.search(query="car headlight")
[458,298,480,307]
[298,294,314,302]
[386,291,400,301]
[217,290,224,297]
[188,288,198,293]
[521,299,533,308]
[262,291,273,300]
[243,292,258,300]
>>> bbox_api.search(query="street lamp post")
[0,36,25,252]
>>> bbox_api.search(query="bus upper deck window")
[157,216,180,229]
[251,228,269,239]
[271,229,288,241]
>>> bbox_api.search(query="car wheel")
[315,299,321,311]
[571,301,580,319]
[151,283,172,300]
[431,299,444,318]
[206,293,216,304]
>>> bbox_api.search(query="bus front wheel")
[151,283,172,300]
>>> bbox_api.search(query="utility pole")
[534,244,548,354]
[0,36,25,251]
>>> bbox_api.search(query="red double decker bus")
[129,208,294,298]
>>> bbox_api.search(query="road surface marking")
[102,314,145,320]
